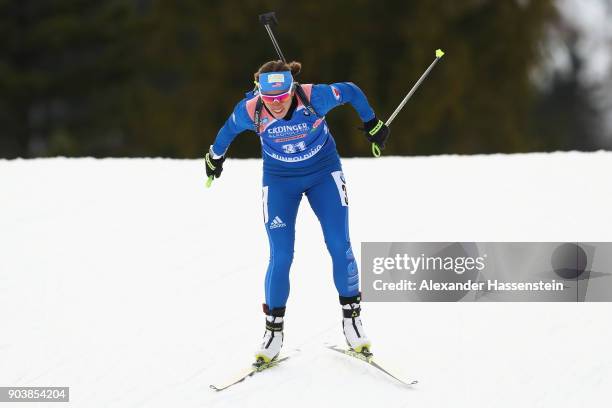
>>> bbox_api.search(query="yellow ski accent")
[353,343,372,354]
[254,354,273,364]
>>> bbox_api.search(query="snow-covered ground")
[1,152,611,407]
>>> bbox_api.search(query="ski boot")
[340,293,372,356]
[254,304,285,367]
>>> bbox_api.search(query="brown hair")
[254,60,302,83]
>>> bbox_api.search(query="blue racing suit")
[211,82,375,309]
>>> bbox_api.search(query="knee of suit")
[269,248,294,270]
[324,238,351,259]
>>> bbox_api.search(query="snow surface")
[1,152,611,407]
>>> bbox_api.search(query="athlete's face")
[261,88,294,119]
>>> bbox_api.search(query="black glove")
[205,148,225,179]
[362,117,390,150]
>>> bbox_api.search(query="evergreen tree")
[4,0,592,159]
[0,0,142,158]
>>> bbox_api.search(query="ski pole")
[371,49,445,158]
[259,12,286,63]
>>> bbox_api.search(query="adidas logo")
[269,216,286,229]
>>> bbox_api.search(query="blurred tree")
[5,0,592,159]
[532,48,603,151]
[530,24,607,151]
[0,0,143,158]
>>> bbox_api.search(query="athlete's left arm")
[310,82,376,122]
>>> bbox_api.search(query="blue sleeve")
[310,82,376,122]
[210,99,254,157]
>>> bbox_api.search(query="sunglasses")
[259,82,294,104]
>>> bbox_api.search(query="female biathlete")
[205,60,390,364]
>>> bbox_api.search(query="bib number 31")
[282,141,306,154]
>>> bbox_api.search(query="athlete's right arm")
[205,99,254,187]
[209,99,254,158]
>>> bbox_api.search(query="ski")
[209,356,291,392]
[326,345,418,386]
